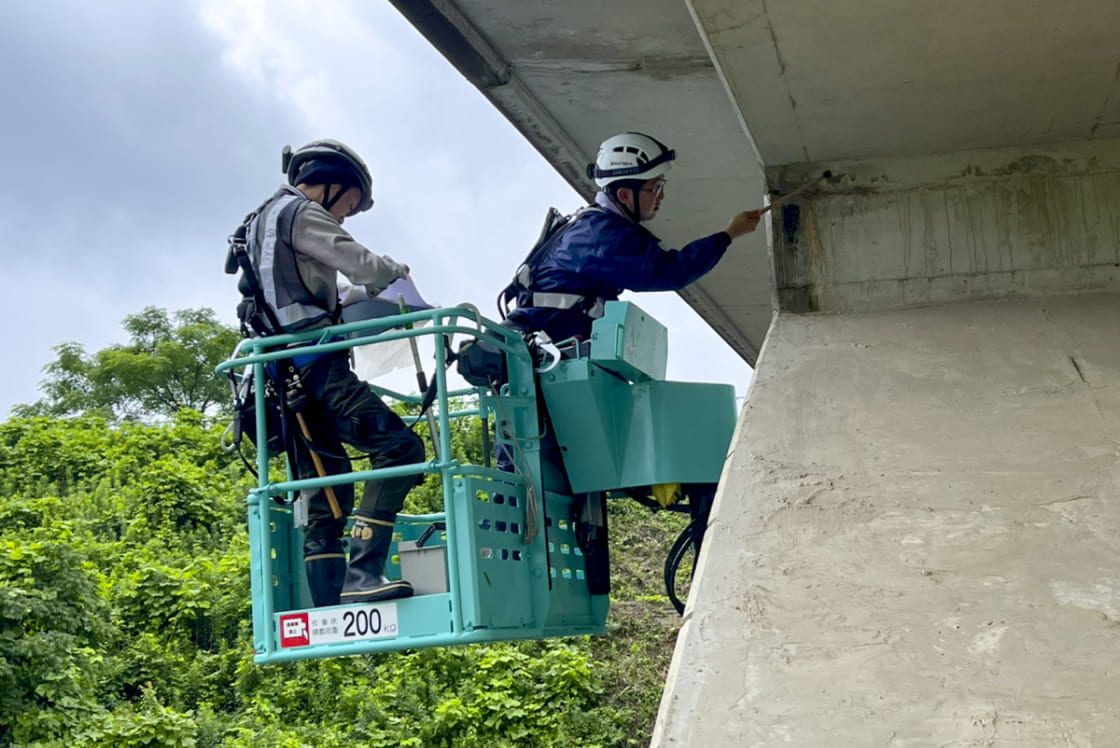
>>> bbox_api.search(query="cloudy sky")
[0,0,752,417]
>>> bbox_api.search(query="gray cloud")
[1,1,307,411]
[0,0,750,416]
[0,2,297,241]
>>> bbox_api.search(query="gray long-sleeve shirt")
[279,185,408,317]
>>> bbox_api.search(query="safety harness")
[223,209,312,483]
[497,205,606,323]
[223,202,445,482]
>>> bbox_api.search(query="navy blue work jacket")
[505,206,732,343]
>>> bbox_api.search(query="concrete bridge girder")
[390,0,773,363]
[694,0,1120,163]
[770,138,1120,313]
[388,1,1120,744]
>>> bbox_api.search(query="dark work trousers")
[293,351,425,544]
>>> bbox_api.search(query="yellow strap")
[652,483,682,509]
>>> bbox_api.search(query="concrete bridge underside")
[389,0,1120,744]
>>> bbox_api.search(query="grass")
[583,498,697,744]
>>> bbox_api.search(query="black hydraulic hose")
[480,415,491,468]
[663,485,715,615]
[664,518,703,616]
[622,487,705,614]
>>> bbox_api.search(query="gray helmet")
[282,139,374,216]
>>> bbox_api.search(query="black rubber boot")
[339,517,413,604]
[303,537,346,607]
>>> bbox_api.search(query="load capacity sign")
[278,603,399,648]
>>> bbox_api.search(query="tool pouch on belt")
[231,369,285,458]
[456,339,508,388]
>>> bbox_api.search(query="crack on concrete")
[729,11,769,35]
[800,480,835,505]
[760,0,810,162]
[759,0,785,75]
[706,9,768,36]
[1041,494,1091,508]
[511,56,714,79]
[1094,401,1116,431]
[942,190,954,274]
[1090,61,1120,136]
[1069,355,1088,385]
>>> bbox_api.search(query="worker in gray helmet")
[502,131,762,344]
[230,139,424,606]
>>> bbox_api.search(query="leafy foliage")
[0,525,111,744]
[0,308,684,746]
[0,413,251,746]
[15,307,240,421]
[0,412,678,747]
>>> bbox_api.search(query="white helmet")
[586,132,676,189]
[282,139,374,216]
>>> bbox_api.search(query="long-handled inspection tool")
[757,169,833,215]
[400,295,441,461]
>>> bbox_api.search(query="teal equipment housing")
[216,301,736,663]
[539,303,736,494]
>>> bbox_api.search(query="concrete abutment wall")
[654,138,1120,746]
[771,138,1120,314]
[654,296,1120,745]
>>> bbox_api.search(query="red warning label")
[279,612,310,647]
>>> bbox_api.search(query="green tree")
[16,307,240,421]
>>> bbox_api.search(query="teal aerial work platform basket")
[216,301,735,663]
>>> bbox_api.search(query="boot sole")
[339,582,414,603]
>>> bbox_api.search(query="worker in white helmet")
[501,131,761,344]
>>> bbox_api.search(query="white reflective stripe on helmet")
[587,132,676,189]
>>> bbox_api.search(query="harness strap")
[530,292,586,310]
[513,293,606,322]
[228,222,284,337]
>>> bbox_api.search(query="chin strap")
[611,192,643,224]
[321,184,343,213]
